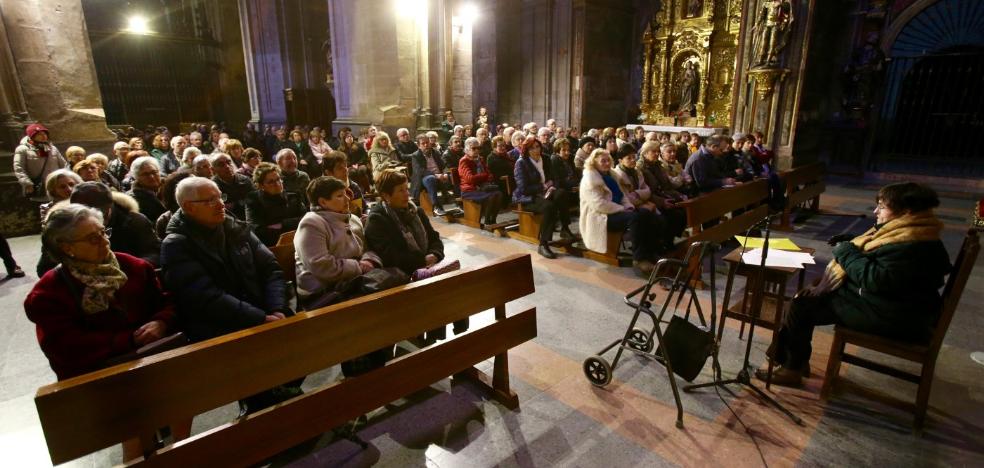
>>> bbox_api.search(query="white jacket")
[579,167,632,253]
[13,136,67,196]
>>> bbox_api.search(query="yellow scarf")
[812,211,942,294]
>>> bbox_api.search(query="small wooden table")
[718,246,815,362]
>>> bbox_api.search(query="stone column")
[0,0,112,146]
[237,0,261,125]
[0,4,27,151]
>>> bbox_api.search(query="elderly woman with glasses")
[24,203,189,460]
[244,162,307,247]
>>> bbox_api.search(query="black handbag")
[657,316,715,382]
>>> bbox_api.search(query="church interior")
[0,0,982,466]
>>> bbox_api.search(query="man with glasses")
[161,176,296,414]
[35,182,162,277]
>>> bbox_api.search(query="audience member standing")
[14,123,67,200]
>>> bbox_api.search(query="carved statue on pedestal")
[678,61,700,116]
[751,0,793,68]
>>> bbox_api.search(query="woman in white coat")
[579,148,659,276]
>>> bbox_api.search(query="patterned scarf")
[62,252,128,314]
[383,201,428,255]
[810,211,943,294]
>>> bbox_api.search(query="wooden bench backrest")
[931,229,980,354]
[679,179,769,228]
[35,254,536,465]
[780,161,825,189]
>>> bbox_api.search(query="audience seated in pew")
[127,156,167,225]
[235,147,261,179]
[395,128,419,161]
[339,131,371,193]
[322,150,366,218]
[573,136,596,170]
[24,203,190,460]
[294,176,381,311]
[369,131,406,182]
[156,170,194,239]
[35,182,161,277]
[191,154,212,178]
[458,136,503,227]
[273,148,311,205]
[476,127,493,158]
[39,169,81,228]
[287,130,321,179]
[513,138,575,259]
[161,176,299,415]
[244,162,307,247]
[365,169,464,339]
[637,141,689,251]
[762,182,952,387]
[85,153,122,191]
[487,135,517,203]
[612,144,675,255]
[410,133,452,216]
[683,134,737,194]
[211,152,255,220]
[579,149,662,276]
[550,138,580,200]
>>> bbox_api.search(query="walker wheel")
[628,328,654,353]
[583,356,613,387]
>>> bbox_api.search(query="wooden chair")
[34,254,538,466]
[820,228,981,431]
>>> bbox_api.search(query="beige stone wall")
[451,22,472,125]
[0,0,112,143]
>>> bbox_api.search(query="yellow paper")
[734,235,801,251]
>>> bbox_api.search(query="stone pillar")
[327,0,418,134]
[239,0,287,126]
[0,0,113,146]
[0,4,27,151]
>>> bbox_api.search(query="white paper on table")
[741,248,815,269]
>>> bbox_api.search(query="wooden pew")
[775,162,826,231]
[35,255,538,467]
[674,180,770,285]
[450,168,514,236]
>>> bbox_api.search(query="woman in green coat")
[760,182,951,387]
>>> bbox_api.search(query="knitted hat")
[25,123,49,139]
[578,136,597,149]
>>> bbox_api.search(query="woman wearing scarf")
[244,162,307,247]
[14,123,68,199]
[24,203,187,460]
[365,169,444,275]
[761,182,952,387]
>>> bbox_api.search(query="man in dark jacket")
[211,153,255,219]
[161,176,295,414]
[395,128,418,161]
[410,134,450,215]
[161,176,288,342]
[683,134,735,194]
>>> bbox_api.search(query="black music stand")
[683,214,803,425]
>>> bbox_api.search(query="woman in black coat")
[244,163,308,247]
[364,169,444,275]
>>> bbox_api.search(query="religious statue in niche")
[842,31,884,111]
[751,0,794,67]
[678,60,700,115]
[684,0,704,18]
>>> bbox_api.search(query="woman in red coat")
[24,203,186,460]
[458,136,503,226]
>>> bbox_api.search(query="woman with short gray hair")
[26,203,187,459]
[40,169,83,226]
[127,156,166,224]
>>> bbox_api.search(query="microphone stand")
[683,212,803,425]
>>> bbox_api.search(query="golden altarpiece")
[640,0,743,128]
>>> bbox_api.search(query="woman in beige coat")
[579,148,660,276]
[294,176,381,309]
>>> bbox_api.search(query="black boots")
[538,243,557,259]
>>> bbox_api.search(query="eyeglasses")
[67,227,112,245]
[188,193,228,206]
